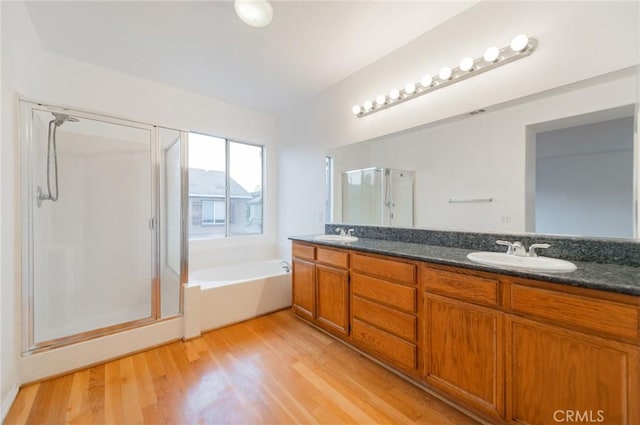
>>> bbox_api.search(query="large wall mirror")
[327,68,639,239]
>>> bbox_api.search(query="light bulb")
[420,75,433,88]
[484,46,500,63]
[363,100,373,111]
[404,82,416,95]
[234,0,274,27]
[352,105,362,115]
[459,57,474,72]
[439,67,452,80]
[389,88,400,100]
[510,34,529,52]
[375,95,386,106]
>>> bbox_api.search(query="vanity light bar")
[352,34,538,118]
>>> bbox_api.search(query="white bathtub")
[188,259,292,333]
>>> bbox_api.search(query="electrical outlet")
[500,215,512,223]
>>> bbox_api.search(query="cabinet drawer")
[351,253,416,285]
[352,318,417,371]
[509,284,639,341]
[352,296,416,342]
[317,248,349,269]
[292,243,315,261]
[352,273,416,313]
[422,267,499,306]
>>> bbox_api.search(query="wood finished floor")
[6,310,478,425]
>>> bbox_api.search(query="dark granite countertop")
[290,235,640,297]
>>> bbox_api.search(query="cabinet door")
[316,265,349,335]
[506,316,640,425]
[292,259,315,320]
[424,294,504,420]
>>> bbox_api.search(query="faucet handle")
[496,240,514,255]
[528,243,551,257]
[334,227,343,235]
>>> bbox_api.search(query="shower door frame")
[20,99,189,354]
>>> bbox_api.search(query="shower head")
[51,112,79,127]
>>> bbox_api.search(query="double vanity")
[290,226,639,424]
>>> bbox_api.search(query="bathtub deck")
[6,310,478,425]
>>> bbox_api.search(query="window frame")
[188,132,265,239]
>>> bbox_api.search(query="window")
[325,156,333,222]
[201,200,225,225]
[188,133,263,238]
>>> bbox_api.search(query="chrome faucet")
[347,229,355,237]
[280,261,291,273]
[496,240,550,257]
[335,227,347,236]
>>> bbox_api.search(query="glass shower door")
[26,106,156,348]
[342,167,383,225]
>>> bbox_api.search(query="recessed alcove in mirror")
[327,68,639,239]
[529,110,634,239]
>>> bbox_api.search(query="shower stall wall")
[341,167,414,227]
[21,101,187,352]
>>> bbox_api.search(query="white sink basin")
[467,251,576,273]
[314,234,358,243]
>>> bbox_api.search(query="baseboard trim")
[1,384,20,423]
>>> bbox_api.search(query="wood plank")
[104,361,124,425]
[87,364,105,424]
[118,356,145,425]
[65,369,90,424]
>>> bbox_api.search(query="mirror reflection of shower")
[36,112,79,207]
[341,167,414,227]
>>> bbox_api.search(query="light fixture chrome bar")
[354,36,538,118]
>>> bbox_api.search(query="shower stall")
[342,167,414,227]
[21,100,188,352]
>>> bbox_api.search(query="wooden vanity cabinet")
[291,241,640,425]
[350,253,420,374]
[291,242,350,337]
[503,279,640,425]
[422,265,505,421]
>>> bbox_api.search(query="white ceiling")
[25,1,477,115]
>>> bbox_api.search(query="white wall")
[536,117,634,238]
[1,0,278,404]
[277,1,639,256]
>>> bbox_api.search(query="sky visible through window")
[188,132,262,192]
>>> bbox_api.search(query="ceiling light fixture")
[351,34,537,117]
[234,0,273,28]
